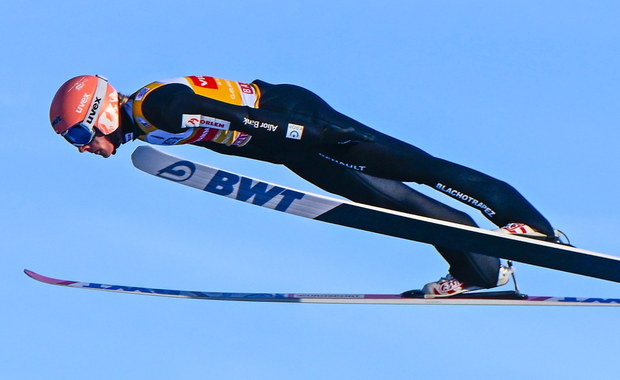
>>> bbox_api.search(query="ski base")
[24,270,620,307]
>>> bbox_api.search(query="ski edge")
[24,270,620,307]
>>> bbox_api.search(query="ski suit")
[121,76,554,288]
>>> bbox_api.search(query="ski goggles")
[62,75,110,147]
[61,123,97,147]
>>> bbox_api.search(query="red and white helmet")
[50,75,120,146]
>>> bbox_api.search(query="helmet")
[50,75,120,146]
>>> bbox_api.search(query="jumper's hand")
[321,124,375,145]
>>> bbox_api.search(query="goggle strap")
[81,76,109,129]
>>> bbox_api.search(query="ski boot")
[404,265,513,298]
[497,223,571,245]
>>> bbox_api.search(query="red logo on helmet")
[189,76,218,89]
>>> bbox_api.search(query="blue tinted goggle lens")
[62,124,96,147]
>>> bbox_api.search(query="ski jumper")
[123,76,555,288]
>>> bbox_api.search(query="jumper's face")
[77,135,116,158]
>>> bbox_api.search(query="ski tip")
[24,269,36,279]
[24,269,51,283]
[24,269,73,286]
[131,145,158,162]
[130,146,145,165]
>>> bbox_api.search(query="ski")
[24,270,620,306]
[131,146,620,283]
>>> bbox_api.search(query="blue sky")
[2,1,620,379]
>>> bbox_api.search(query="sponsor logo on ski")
[559,297,620,304]
[84,282,183,296]
[286,123,304,140]
[204,170,305,212]
[157,160,197,182]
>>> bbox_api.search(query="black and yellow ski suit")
[121,76,554,288]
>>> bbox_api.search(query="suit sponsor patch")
[182,114,230,130]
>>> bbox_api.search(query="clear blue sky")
[2,1,620,379]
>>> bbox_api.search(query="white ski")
[131,146,620,284]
